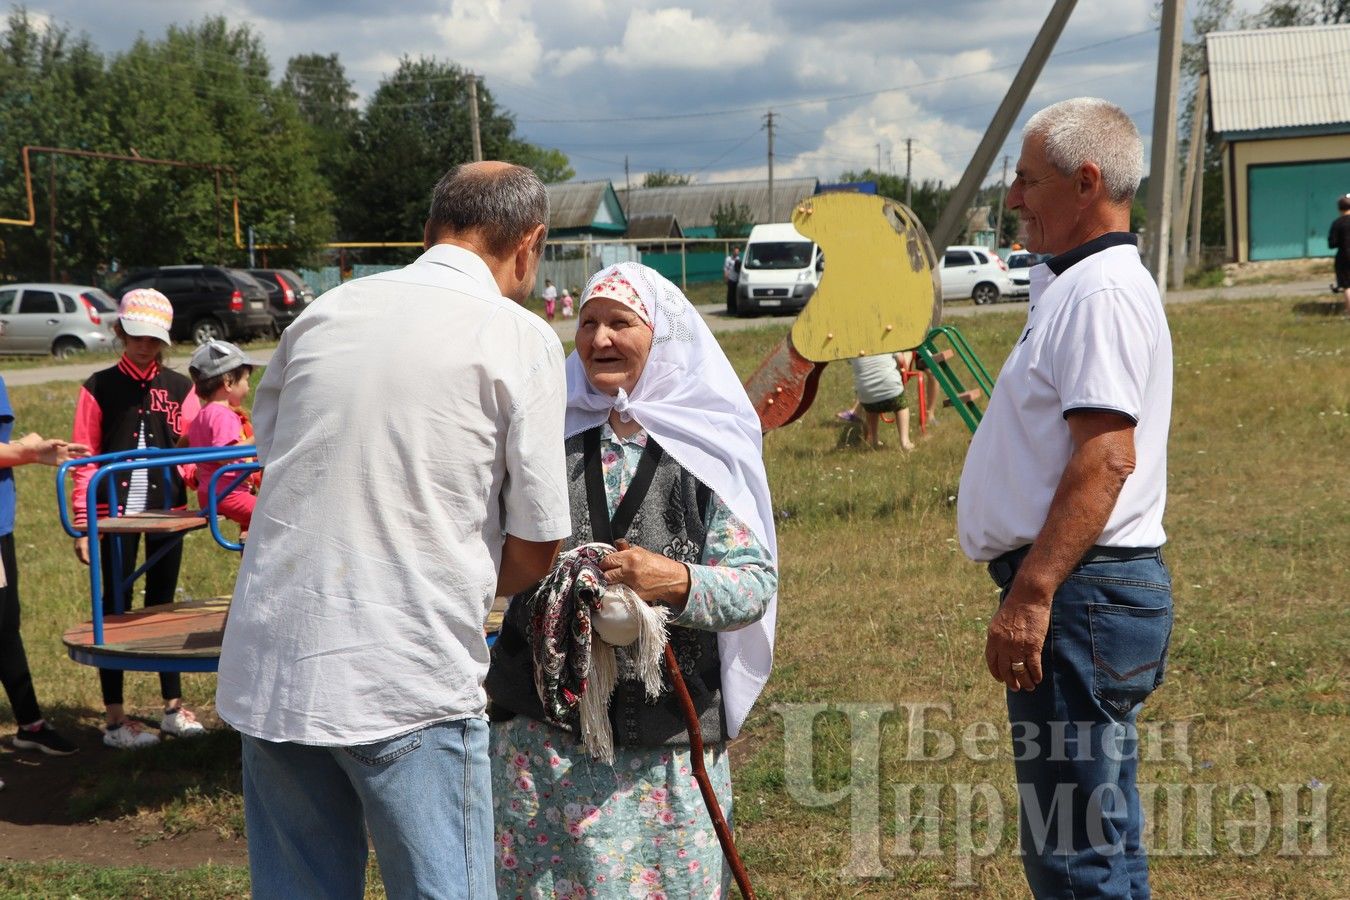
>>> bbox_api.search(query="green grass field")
[1,294,1346,897]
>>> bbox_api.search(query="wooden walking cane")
[664,644,757,899]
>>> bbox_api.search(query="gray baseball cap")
[188,340,265,379]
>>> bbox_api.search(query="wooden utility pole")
[1170,71,1209,289]
[1145,0,1185,297]
[765,109,776,222]
[467,73,483,162]
[1188,74,1209,269]
[994,154,1010,248]
[930,0,1078,253]
[48,156,56,282]
[905,138,913,208]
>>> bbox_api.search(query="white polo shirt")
[217,244,571,745]
[957,235,1172,562]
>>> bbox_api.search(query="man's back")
[217,248,568,745]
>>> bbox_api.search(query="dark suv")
[113,265,274,344]
[248,269,317,332]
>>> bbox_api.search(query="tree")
[836,169,953,238]
[281,53,359,198]
[710,200,752,238]
[642,169,693,188]
[0,13,334,277]
[340,57,573,247]
[0,9,112,282]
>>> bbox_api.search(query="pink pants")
[199,487,255,530]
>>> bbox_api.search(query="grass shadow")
[1292,300,1347,317]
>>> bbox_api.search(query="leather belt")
[987,544,1161,589]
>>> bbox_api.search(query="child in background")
[71,288,205,749]
[560,288,574,318]
[542,279,558,320]
[847,351,915,451]
[186,340,264,536]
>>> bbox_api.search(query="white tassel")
[581,643,618,764]
[579,582,672,763]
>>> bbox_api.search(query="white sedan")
[939,246,1016,304]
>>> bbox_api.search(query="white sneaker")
[161,707,206,738]
[103,721,160,750]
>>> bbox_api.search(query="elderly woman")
[485,263,778,898]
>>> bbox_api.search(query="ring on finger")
[1010,661,1027,672]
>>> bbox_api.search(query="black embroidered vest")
[83,362,192,513]
[485,428,726,747]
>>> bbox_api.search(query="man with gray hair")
[957,98,1174,898]
[218,161,571,898]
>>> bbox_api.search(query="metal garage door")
[1248,159,1350,261]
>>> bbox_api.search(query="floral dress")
[492,424,777,899]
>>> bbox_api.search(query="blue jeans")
[993,549,1173,899]
[241,718,495,900]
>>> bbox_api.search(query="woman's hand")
[601,540,690,610]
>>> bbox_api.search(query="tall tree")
[281,53,359,199]
[0,9,111,282]
[341,57,573,245]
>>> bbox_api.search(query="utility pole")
[887,149,893,175]
[1145,0,1185,298]
[905,138,913,208]
[931,0,1078,253]
[624,155,631,194]
[1171,71,1209,290]
[48,156,56,282]
[765,109,776,222]
[467,73,483,162]
[876,143,882,174]
[994,154,1010,249]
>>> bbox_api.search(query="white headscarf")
[566,262,777,739]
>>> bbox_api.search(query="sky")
[23,1,1267,189]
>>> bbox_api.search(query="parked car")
[112,265,273,344]
[248,268,317,332]
[0,283,120,358]
[1004,251,1054,298]
[939,246,1014,304]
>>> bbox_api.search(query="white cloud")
[603,7,774,70]
[435,0,544,81]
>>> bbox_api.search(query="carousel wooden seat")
[62,597,230,672]
[95,508,208,535]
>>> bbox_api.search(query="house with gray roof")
[618,177,819,238]
[545,180,628,239]
[1207,23,1350,262]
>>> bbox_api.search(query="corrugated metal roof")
[1207,23,1350,135]
[625,213,682,240]
[546,181,611,230]
[618,178,819,228]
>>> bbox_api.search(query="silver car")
[0,283,121,358]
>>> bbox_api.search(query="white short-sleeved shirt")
[849,354,904,405]
[957,236,1172,561]
[216,244,571,745]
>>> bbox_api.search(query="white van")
[734,222,822,316]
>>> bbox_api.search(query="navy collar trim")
[1046,232,1138,276]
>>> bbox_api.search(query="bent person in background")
[957,98,1174,898]
[216,162,571,898]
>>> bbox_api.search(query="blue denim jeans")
[994,549,1173,899]
[241,718,494,900]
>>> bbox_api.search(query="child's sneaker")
[103,721,159,750]
[12,721,79,756]
[161,707,206,738]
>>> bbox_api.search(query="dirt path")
[0,719,248,870]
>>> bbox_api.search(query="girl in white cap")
[70,288,206,749]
